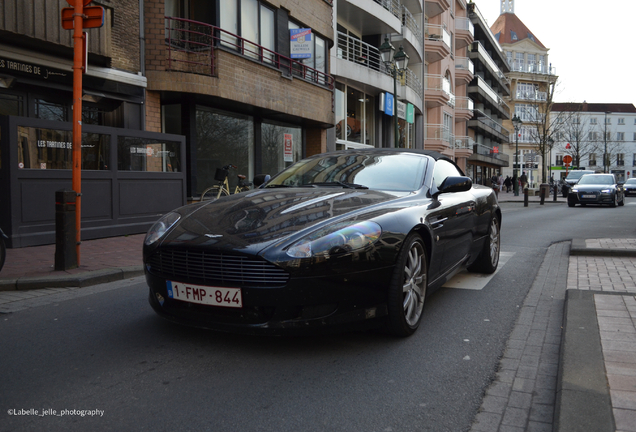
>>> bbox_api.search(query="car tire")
[468,216,500,274]
[568,201,575,207]
[386,233,427,337]
[611,193,618,208]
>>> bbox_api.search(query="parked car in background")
[561,170,595,197]
[143,149,502,337]
[567,173,625,207]
[624,178,636,197]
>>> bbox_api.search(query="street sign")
[563,155,572,164]
[61,6,104,30]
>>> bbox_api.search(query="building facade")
[490,0,556,188]
[330,0,424,152]
[465,1,510,184]
[551,103,636,183]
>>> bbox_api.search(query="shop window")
[262,123,302,176]
[118,136,181,172]
[0,93,24,116]
[17,126,109,170]
[35,98,68,122]
[335,83,375,148]
[195,107,253,195]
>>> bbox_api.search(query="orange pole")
[72,0,84,265]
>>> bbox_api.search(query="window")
[515,52,524,71]
[506,51,512,67]
[633,153,636,167]
[618,118,625,125]
[590,118,597,125]
[0,93,24,116]
[335,83,375,147]
[118,136,181,172]
[289,21,328,83]
[538,55,546,73]
[556,154,563,166]
[617,132,625,141]
[589,153,597,167]
[517,82,538,100]
[617,153,625,166]
[35,98,68,122]
[527,54,535,72]
[220,0,275,57]
[605,117,611,125]
[588,131,598,141]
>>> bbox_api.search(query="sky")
[476,0,636,105]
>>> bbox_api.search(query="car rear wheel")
[468,216,500,274]
[387,234,427,337]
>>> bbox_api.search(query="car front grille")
[147,249,289,288]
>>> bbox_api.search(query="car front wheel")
[611,193,618,207]
[387,234,427,337]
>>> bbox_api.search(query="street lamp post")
[512,114,522,196]
[379,37,409,148]
[604,111,610,173]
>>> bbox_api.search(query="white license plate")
[166,281,242,308]
[582,194,596,198]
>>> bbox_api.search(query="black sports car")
[624,178,636,197]
[143,149,501,337]
[567,173,625,207]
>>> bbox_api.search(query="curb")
[570,239,636,257]
[555,290,616,432]
[0,266,145,291]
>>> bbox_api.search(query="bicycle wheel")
[200,185,229,201]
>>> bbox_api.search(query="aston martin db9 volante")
[143,149,501,337]
[567,173,625,207]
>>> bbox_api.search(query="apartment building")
[330,0,424,151]
[465,1,510,183]
[551,103,636,183]
[491,0,556,187]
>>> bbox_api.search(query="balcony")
[455,17,474,50]
[468,109,510,143]
[472,143,510,166]
[516,89,548,102]
[424,74,454,108]
[398,5,423,62]
[455,136,475,157]
[509,60,557,76]
[424,0,450,18]
[425,24,451,63]
[469,42,509,96]
[338,0,402,35]
[468,76,510,119]
[164,17,333,88]
[455,97,474,122]
[455,56,474,85]
[424,124,454,153]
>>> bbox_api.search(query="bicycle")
[200,164,252,201]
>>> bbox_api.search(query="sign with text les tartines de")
[290,29,312,59]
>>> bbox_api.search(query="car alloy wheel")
[387,233,427,337]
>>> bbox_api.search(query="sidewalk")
[0,233,635,431]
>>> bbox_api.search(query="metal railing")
[426,124,454,145]
[425,23,451,48]
[336,32,423,98]
[164,17,333,88]
[474,143,509,162]
[516,90,548,102]
[455,96,474,112]
[473,109,510,137]
[475,76,509,116]
[455,135,475,150]
[455,17,474,36]
[509,60,556,76]
[424,74,455,106]
[455,56,475,74]
[470,42,508,83]
[402,6,422,42]
[374,0,401,18]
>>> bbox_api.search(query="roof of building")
[552,103,636,113]
[490,13,545,49]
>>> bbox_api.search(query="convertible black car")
[143,149,501,337]
[567,173,625,207]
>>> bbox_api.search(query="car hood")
[161,188,408,255]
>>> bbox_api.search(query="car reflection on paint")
[143,149,502,337]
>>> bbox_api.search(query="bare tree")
[556,110,599,170]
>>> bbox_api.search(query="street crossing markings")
[443,252,515,290]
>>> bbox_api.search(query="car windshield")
[625,179,636,185]
[577,175,614,185]
[266,153,428,192]
[566,172,589,180]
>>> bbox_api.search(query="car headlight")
[286,221,382,258]
[600,189,611,193]
[571,189,578,193]
[144,212,181,246]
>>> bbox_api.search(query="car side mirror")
[253,174,271,188]
[436,176,472,196]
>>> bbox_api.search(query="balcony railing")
[470,42,508,83]
[425,23,451,48]
[473,109,510,137]
[426,124,454,144]
[455,97,474,111]
[509,60,556,75]
[336,32,423,98]
[164,16,333,88]
[455,17,474,36]
[475,76,508,114]
[402,6,423,42]
[455,56,475,74]
[455,135,475,150]
[474,143,508,161]
[516,90,547,102]
[374,0,401,18]
[425,74,455,106]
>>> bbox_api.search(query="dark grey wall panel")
[20,179,70,223]
[119,180,184,216]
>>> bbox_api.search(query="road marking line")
[443,252,515,290]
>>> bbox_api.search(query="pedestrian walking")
[520,171,528,191]
[504,176,512,192]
